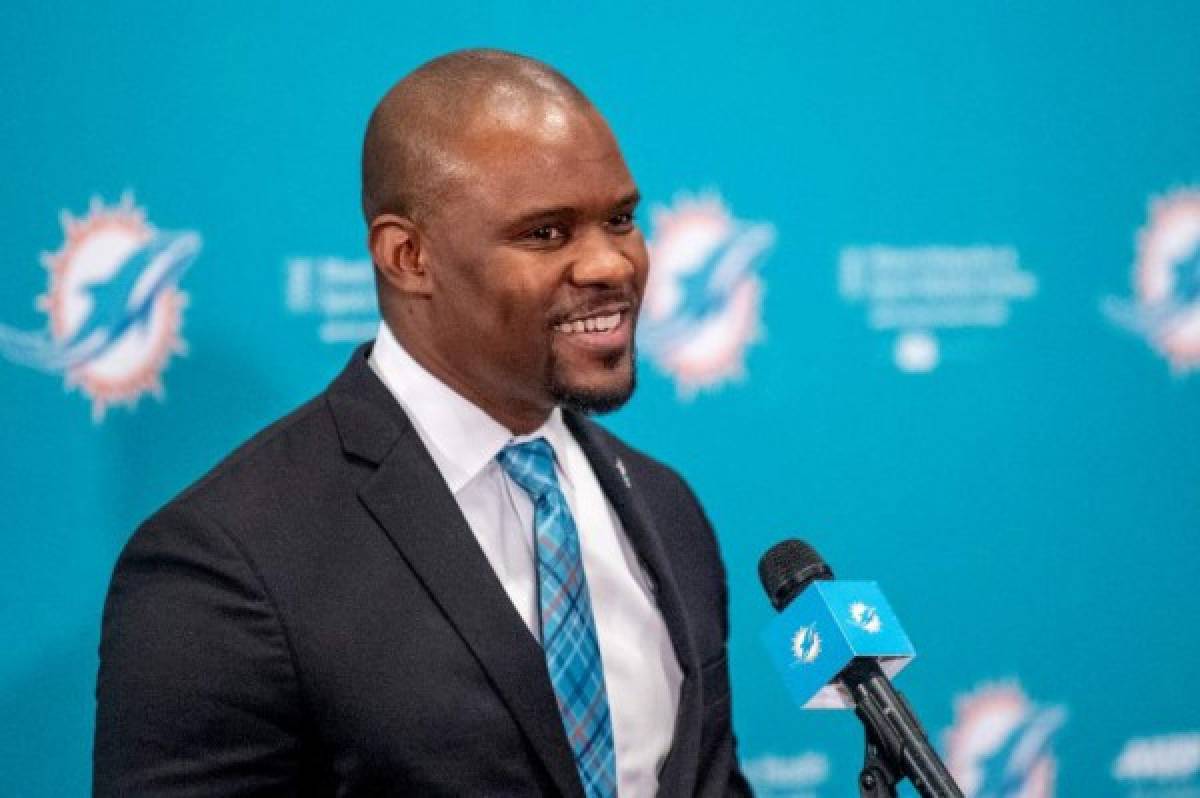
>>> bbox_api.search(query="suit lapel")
[327,348,584,798]
[564,412,703,798]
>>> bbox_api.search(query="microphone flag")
[761,580,915,710]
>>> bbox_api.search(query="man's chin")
[547,360,637,416]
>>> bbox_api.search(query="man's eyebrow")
[507,205,576,229]
[506,192,642,230]
[614,191,641,210]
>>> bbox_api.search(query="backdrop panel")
[2,3,1197,795]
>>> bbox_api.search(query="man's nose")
[570,228,638,285]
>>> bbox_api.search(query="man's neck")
[383,320,553,436]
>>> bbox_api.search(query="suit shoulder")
[154,391,345,531]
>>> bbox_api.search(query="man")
[95,49,751,797]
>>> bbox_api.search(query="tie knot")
[496,438,559,502]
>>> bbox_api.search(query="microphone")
[758,539,963,798]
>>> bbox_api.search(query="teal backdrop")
[2,3,1198,796]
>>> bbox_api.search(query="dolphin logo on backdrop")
[0,194,200,421]
[942,682,1067,798]
[638,192,775,397]
[1104,188,1200,373]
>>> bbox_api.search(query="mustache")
[548,289,639,325]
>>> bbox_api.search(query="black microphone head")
[758,539,834,611]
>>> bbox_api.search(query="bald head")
[361,49,646,434]
[361,49,594,224]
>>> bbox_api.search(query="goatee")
[546,347,637,416]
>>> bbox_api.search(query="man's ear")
[368,214,432,297]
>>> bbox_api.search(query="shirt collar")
[368,322,573,494]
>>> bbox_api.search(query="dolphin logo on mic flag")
[762,580,915,710]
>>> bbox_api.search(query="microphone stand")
[842,660,964,798]
[858,730,901,798]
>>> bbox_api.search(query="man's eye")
[609,212,635,230]
[526,225,565,241]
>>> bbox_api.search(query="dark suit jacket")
[95,345,752,797]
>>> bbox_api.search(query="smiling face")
[375,96,648,433]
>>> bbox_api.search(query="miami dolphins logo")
[1104,188,1200,373]
[790,624,821,665]
[849,602,882,634]
[0,194,200,420]
[639,192,775,397]
[942,682,1067,798]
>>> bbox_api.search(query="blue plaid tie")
[497,438,618,798]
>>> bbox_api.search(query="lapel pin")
[615,458,631,488]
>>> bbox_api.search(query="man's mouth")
[550,303,634,354]
[553,310,623,335]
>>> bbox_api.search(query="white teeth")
[555,311,623,334]
[594,312,619,332]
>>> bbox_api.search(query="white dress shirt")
[368,322,682,797]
